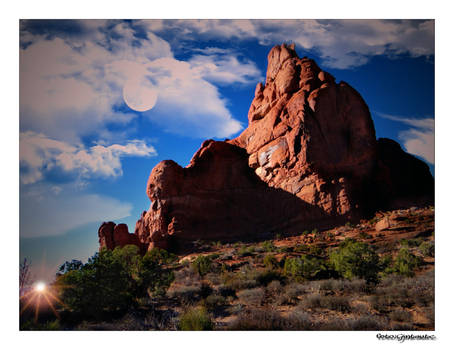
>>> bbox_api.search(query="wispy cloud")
[20,131,157,185]
[378,112,434,164]
[148,19,434,69]
[188,48,263,85]
[20,184,133,238]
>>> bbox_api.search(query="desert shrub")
[308,245,323,256]
[221,265,259,291]
[217,284,236,298]
[367,295,390,313]
[266,280,282,296]
[220,252,233,261]
[191,255,214,276]
[256,269,284,286]
[238,245,255,257]
[277,283,306,305]
[199,283,213,299]
[315,315,387,330]
[283,255,326,281]
[400,238,422,248]
[211,241,222,249]
[237,287,265,306]
[205,272,222,286]
[168,285,201,305]
[351,302,370,315]
[358,231,372,239]
[419,241,435,257]
[294,244,309,253]
[301,293,322,309]
[75,312,149,331]
[373,272,433,309]
[279,246,292,253]
[262,240,276,252]
[423,303,435,326]
[318,278,368,293]
[318,279,341,291]
[319,295,351,312]
[21,319,61,331]
[286,310,313,330]
[55,245,174,320]
[389,309,413,323]
[230,309,313,330]
[174,265,200,286]
[263,255,279,269]
[224,277,257,291]
[405,271,434,306]
[348,315,387,330]
[379,254,394,276]
[178,307,213,330]
[329,239,380,282]
[202,294,226,311]
[342,278,370,294]
[229,309,285,330]
[145,247,178,264]
[392,248,422,277]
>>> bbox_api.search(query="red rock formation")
[98,221,145,252]
[98,43,434,252]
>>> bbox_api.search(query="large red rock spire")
[99,44,433,252]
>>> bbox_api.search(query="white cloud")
[142,57,244,137]
[20,185,133,238]
[20,20,258,142]
[188,48,263,85]
[20,21,173,142]
[378,113,434,164]
[20,131,157,184]
[149,19,434,69]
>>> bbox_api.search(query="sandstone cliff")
[99,44,434,252]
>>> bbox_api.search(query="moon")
[123,78,158,112]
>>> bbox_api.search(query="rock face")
[98,43,434,252]
[98,221,145,253]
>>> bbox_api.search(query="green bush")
[191,255,213,276]
[419,241,435,257]
[329,239,380,283]
[255,269,283,286]
[392,248,422,277]
[178,307,213,330]
[238,245,255,257]
[308,245,323,256]
[55,245,174,320]
[400,238,422,248]
[168,285,202,305]
[262,240,275,252]
[283,255,326,281]
[21,319,61,330]
[263,254,278,269]
[237,287,265,306]
[202,294,226,311]
[294,244,309,253]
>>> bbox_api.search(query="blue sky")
[19,19,434,282]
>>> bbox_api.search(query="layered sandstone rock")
[98,221,145,252]
[98,43,434,252]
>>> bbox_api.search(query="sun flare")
[34,282,46,293]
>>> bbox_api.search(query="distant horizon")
[19,19,434,283]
